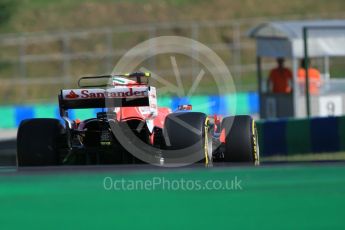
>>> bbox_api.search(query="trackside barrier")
[256,116,345,156]
[0,93,258,129]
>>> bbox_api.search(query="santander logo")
[63,88,148,100]
[66,90,79,99]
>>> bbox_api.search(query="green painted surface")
[73,109,97,120]
[189,95,210,115]
[34,104,57,118]
[157,96,172,108]
[237,93,249,114]
[225,94,236,114]
[227,93,249,115]
[0,106,16,128]
[286,119,311,155]
[0,165,344,229]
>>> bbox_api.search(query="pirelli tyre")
[221,115,259,164]
[163,112,212,165]
[17,118,65,166]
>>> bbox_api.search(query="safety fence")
[0,92,258,129]
[257,116,345,156]
[2,13,345,105]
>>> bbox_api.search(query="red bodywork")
[116,107,171,129]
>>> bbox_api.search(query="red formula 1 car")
[17,72,259,166]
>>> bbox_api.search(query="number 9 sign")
[319,96,343,117]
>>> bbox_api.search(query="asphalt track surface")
[1,162,345,229]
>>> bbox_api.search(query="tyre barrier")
[256,116,345,156]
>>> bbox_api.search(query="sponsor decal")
[139,107,151,115]
[148,86,158,117]
[62,87,148,100]
[150,103,157,109]
[66,90,79,99]
[112,77,137,85]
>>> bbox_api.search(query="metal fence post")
[303,27,311,118]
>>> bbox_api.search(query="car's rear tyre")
[163,112,211,164]
[17,118,64,167]
[221,115,259,164]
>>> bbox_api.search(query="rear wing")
[58,87,150,110]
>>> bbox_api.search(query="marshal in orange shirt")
[268,67,292,93]
[297,68,321,95]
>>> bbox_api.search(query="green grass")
[19,0,204,9]
[0,164,345,229]
[5,0,345,33]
